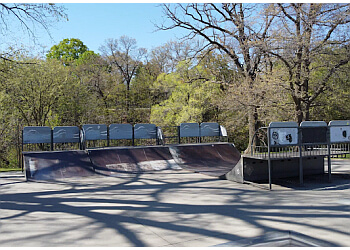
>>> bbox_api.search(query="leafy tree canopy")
[150,60,222,126]
[46,38,94,64]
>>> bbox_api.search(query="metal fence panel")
[301,127,328,144]
[300,121,327,127]
[329,120,350,126]
[200,122,220,137]
[180,123,200,137]
[82,124,108,141]
[300,121,328,144]
[329,120,350,143]
[269,121,298,128]
[134,124,157,139]
[270,127,299,146]
[269,122,299,146]
[23,126,52,144]
[53,126,80,143]
[109,124,133,140]
[330,127,350,143]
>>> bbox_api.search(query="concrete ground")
[0,159,349,247]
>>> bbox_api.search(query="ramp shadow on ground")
[0,169,349,247]
[253,172,350,191]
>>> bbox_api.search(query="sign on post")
[269,122,298,146]
[329,120,350,143]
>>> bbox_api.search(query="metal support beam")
[268,127,272,190]
[327,130,332,182]
[298,128,303,186]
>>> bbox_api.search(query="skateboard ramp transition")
[23,150,96,180]
[169,143,242,180]
[23,143,243,181]
[88,146,181,176]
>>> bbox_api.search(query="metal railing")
[248,121,350,190]
[249,126,350,160]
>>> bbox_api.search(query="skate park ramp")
[169,143,242,179]
[21,123,243,181]
[23,151,96,180]
[87,146,181,176]
[22,143,242,181]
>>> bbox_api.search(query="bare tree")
[268,3,350,123]
[150,40,193,74]
[100,36,147,117]
[158,3,275,150]
[0,3,67,61]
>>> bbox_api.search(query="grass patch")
[0,168,22,172]
[331,154,350,159]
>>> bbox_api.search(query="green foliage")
[1,23,350,170]
[150,59,222,126]
[2,58,68,126]
[46,38,93,65]
[127,64,157,123]
[75,50,100,65]
[0,86,21,169]
[310,61,350,121]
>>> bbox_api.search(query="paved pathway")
[0,160,349,247]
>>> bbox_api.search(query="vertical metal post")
[79,128,82,150]
[327,144,331,182]
[50,129,54,151]
[132,125,135,146]
[177,126,180,144]
[21,129,24,172]
[267,127,272,190]
[198,123,201,144]
[17,123,21,170]
[298,127,303,186]
[81,128,86,150]
[327,127,332,182]
[156,126,159,145]
[107,126,110,147]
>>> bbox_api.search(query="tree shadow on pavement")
[0,170,348,247]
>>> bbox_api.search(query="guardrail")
[22,122,229,151]
[249,120,350,189]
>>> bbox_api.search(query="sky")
[1,3,188,55]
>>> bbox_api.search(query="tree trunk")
[295,103,303,125]
[243,106,259,154]
[244,74,259,153]
[304,102,311,121]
